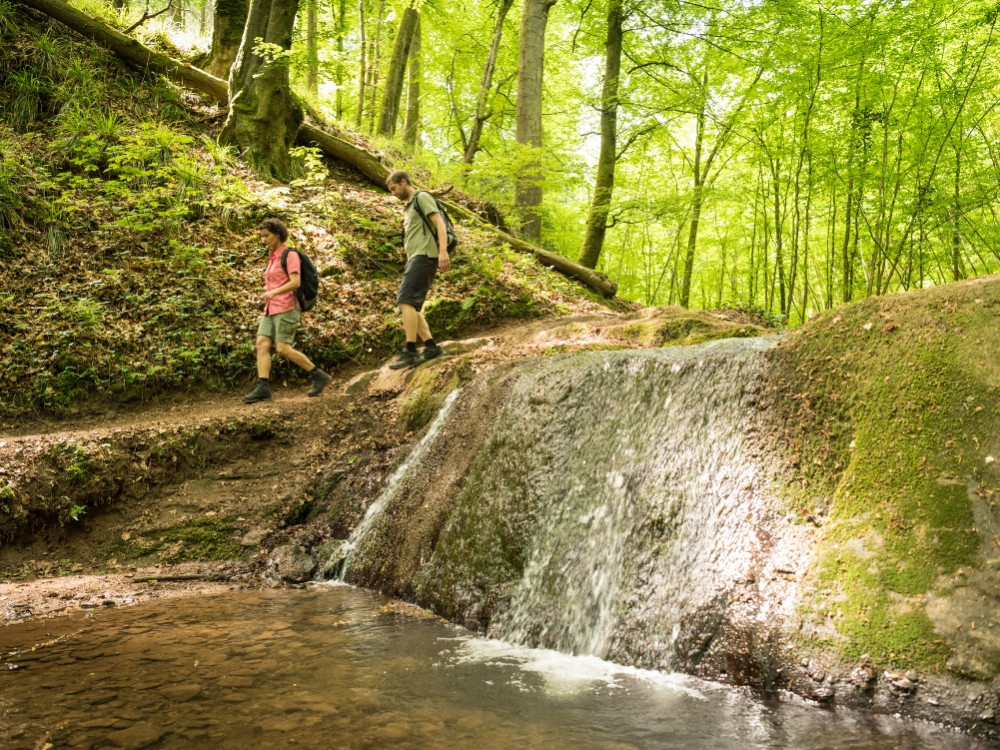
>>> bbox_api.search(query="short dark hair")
[387,170,412,187]
[258,218,288,242]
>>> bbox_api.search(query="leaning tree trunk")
[577,0,622,270]
[375,0,419,136]
[207,0,249,78]
[402,15,421,150]
[220,0,303,179]
[464,0,513,164]
[515,0,556,242]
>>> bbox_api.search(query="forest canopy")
[12,0,1000,322]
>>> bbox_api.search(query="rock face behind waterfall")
[331,282,1000,738]
[340,338,805,681]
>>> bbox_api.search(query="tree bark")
[375,0,418,136]
[515,0,556,241]
[464,0,514,164]
[355,0,366,127]
[679,80,707,309]
[305,0,319,97]
[334,0,346,119]
[402,14,421,150]
[220,0,303,179]
[577,0,622,270]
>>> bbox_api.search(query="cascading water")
[411,337,799,670]
[321,388,461,579]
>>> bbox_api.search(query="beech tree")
[577,0,623,269]
[206,0,248,77]
[516,0,557,241]
[376,0,420,136]
[220,0,303,179]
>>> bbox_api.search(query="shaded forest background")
[6,0,1000,324]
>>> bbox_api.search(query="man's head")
[386,171,414,202]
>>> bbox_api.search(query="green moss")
[399,363,467,431]
[161,517,241,561]
[767,282,1000,672]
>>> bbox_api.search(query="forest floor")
[1,308,769,628]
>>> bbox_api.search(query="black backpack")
[280,247,319,312]
[413,191,458,254]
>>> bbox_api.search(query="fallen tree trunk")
[17,0,230,103]
[15,0,618,297]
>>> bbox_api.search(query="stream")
[0,585,990,749]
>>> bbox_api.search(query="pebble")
[105,723,164,749]
[160,684,202,702]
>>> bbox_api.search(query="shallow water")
[0,586,990,749]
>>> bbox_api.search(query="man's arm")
[429,211,450,272]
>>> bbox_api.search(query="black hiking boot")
[243,379,272,404]
[418,344,445,364]
[388,348,422,370]
[308,368,333,397]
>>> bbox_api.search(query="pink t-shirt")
[263,244,301,315]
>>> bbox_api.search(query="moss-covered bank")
[763,275,1000,678]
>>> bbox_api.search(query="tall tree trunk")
[679,79,707,309]
[516,0,556,241]
[220,0,303,179]
[952,145,966,280]
[334,0,346,119]
[206,0,248,78]
[402,14,421,150]
[375,0,418,136]
[355,0,366,127]
[305,0,318,97]
[577,0,622,270]
[464,0,514,164]
[170,0,185,28]
[366,0,385,134]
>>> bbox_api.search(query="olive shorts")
[257,309,301,345]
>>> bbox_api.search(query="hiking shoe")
[388,349,422,370]
[243,379,272,404]
[308,368,332,397]
[418,344,445,364]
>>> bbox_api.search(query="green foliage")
[289,145,329,184]
[8,68,49,132]
[0,0,17,37]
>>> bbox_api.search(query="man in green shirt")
[386,170,450,369]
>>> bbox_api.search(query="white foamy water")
[438,634,708,699]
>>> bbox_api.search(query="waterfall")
[323,389,461,580]
[416,337,792,667]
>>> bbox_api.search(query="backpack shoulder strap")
[279,247,300,276]
[412,191,438,239]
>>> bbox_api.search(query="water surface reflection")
[0,585,989,749]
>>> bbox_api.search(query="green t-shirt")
[403,191,441,259]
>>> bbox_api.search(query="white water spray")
[327,389,461,579]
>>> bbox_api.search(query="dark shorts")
[396,254,438,311]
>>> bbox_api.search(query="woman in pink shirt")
[243,218,332,403]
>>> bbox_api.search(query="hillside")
[0,5,628,431]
